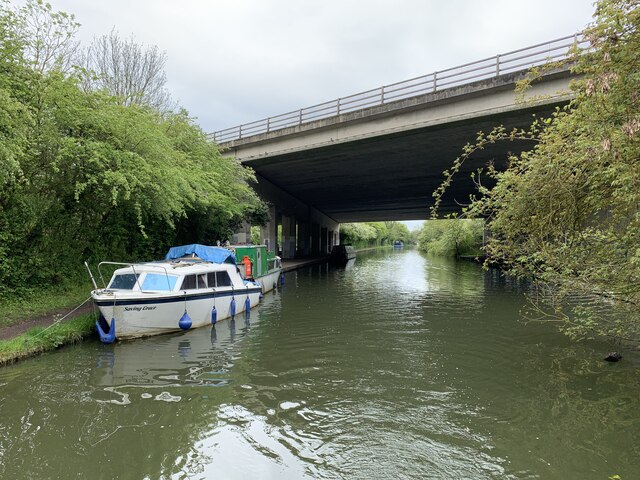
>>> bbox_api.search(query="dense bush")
[433,0,640,341]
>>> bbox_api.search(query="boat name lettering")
[124,306,157,312]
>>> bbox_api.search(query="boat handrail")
[97,261,174,292]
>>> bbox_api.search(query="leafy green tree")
[17,0,79,74]
[433,0,640,341]
[340,222,379,247]
[369,222,388,245]
[418,219,483,257]
[0,1,266,297]
[384,221,411,244]
[340,221,412,247]
[407,228,421,246]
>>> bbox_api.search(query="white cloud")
[26,0,595,131]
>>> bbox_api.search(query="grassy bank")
[0,281,92,329]
[0,313,96,366]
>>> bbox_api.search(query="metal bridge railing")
[210,34,586,144]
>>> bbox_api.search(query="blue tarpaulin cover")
[165,244,237,265]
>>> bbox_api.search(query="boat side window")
[197,273,207,289]
[205,271,231,287]
[216,271,232,287]
[181,274,197,290]
[109,273,139,290]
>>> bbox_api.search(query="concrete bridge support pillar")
[232,221,250,244]
[320,227,328,254]
[309,223,320,256]
[328,228,339,250]
[297,220,311,256]
[260,206,278,254]
[249,174,339,258]
[281,215,297,259]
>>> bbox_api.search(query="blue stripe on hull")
[94,287,262,307]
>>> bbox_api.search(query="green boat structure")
[228,244,282,293]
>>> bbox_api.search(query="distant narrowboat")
[330,244,356,265]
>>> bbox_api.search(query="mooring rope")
[25,295,94,340]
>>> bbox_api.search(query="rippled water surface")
[1,249,639,479]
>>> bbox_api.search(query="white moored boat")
[90,244,263,343]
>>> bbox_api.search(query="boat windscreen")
[141,273,178,291]
[108,273,139,290]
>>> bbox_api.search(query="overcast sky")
[33,0,595,135]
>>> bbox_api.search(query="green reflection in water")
[0,250,638,479]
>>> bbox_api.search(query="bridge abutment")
[281,215,296,259]
[251,174,339,259]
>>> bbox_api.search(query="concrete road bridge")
[211,35,584,258]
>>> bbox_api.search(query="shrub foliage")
[433,0,640,341]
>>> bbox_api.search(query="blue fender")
[245,296,251,319]
[230,297,236,320]
[96,317,116,344]
[211,305,217,325]
[179,311,192,330]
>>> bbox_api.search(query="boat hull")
[255,268,282,293]
[93,288,261,340]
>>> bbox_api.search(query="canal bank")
[0,313,95,366]
[281,256,328,272]
[280,245,387,272]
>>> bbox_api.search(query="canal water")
[0,249,638,479]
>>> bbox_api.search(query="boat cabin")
[104,261,243,293]
[229,244,281,279]
[100,245,251,294]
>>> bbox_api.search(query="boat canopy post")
[84,261,98,290]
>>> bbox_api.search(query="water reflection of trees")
[447,337,640,478]
[512,348,640,476]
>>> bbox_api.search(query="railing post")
[433,71,437,92]
[238,125,242,139]
[266,117,271,133]
[381,86,385,104]
[299,109,303,125]
[337,98,341,115]
[496,54,500,76]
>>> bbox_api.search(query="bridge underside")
[246,103,561,222]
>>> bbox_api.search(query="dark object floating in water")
[604,352,622,362]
